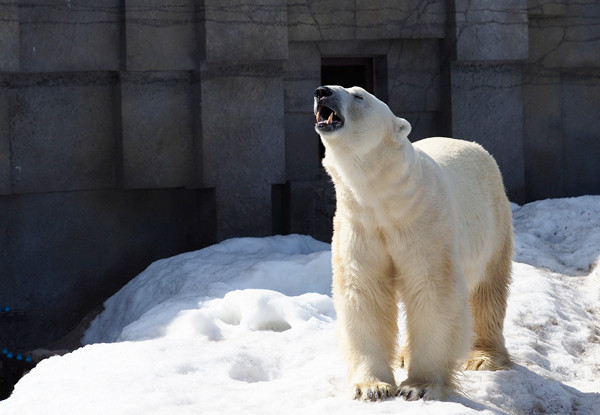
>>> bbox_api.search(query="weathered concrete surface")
[125,0,200,71]
[9,73,119,194]
[19,0,122,72]
[452,0,529,61]
[523,0,600,199]
[121,71,195,189]
[288,0,446,41]
[0,0,18,71]
[200,62,286,240]
[204,0,288,61]
[449,63,526,202]
[0,85,9,194]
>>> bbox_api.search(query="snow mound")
[83,234,332,343]
[2,200,600,415]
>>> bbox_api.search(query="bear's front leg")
[334,277,399,401]
[397,272,471,401]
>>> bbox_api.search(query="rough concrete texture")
[125,0,200,71]
[284,42,321,113]
[19,0,122,72]
[203,0,288,61]
[0,1,18,72]
[0,86,9,194]
[288,178,335,243]
[1,0,599,352]
[121,71,195,189]
[288,0,445,41]
[528,2,600,69]
[453,0,529,61]
[450,63,526,202]
[561,73,600,196]
[522,69,563,200]
[387,39,441,114]
[523,0,600,199]
[200,62,286,240]
[285,112,321,181]
[9,73,119,193]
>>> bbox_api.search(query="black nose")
[314,86,333,99]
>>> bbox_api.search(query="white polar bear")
[313,85,512,401]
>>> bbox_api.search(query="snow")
[2,197,600,415]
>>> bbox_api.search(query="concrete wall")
[524,0,600,199]
[1,0,599,351]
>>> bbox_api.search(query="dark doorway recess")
[321,57,374,93]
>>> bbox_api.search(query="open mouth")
[315,105,344,131]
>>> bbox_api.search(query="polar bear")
[314,85,512,401]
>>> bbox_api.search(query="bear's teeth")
[327,112,334,124]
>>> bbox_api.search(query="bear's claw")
[397,380,445,401]
[354,382,394,401]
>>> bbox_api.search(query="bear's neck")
[323,139,423,214]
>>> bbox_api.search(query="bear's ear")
[393,117,412,142]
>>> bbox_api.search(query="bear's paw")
[396,379,447,401]
[463,349,511,371]
[353,382,394,401]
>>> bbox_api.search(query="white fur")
[315,86,512,401]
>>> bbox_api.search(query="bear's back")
[413,136,512,289]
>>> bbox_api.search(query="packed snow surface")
[2,196,600,414]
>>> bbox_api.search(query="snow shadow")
[458,363,600,415]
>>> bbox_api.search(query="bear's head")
[314,85,411,155]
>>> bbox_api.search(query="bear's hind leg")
[464,239,512,371]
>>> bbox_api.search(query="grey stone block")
[316,39,393,58]
[121,72,195,189]
[561,73,600,196]
[19,0,121,72]
[9,73,118,193]
[404,112,442,142]
[527,0,566,16]
[285,78,320,113]
[450,63,525,202]
[0,1,19,71]
[288,179,335,242]
[0,188,214,350]
[454,0,529,61]
[528,6,600,69]
[385,40,441,113]
[204,0,288,61]
[288,0,355,41]
[356,0,445,39]
[522,70,564,200]
[388,71,440,113]
[125,0,200,71]
[284,42,320,113]
[200,61,286,239]
[285,112,321,181]
[288,0,445,41]
[0,86,9,194]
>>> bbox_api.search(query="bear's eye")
[352,94,364,100]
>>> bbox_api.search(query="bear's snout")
[314,86,333,99]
